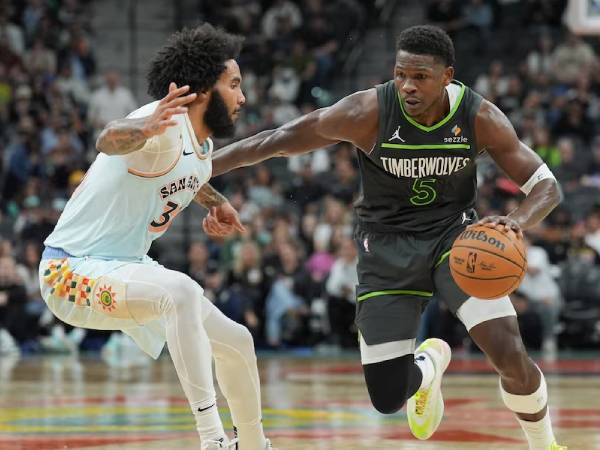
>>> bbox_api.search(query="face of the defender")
[393,50,453,119]
[213,59,245,122]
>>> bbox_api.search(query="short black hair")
[147,23,243,99]
[396,25,455,67]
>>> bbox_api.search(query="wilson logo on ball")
[457,229,506,251]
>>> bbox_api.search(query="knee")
[161,273,203,315]
[214,322,256,361]
[231,323,255,353]
[370,394,407,415]
[363,356,415,415]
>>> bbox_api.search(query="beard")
[204,89,236,138]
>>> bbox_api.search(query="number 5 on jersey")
[149,201,181,233]
[410,178,437,206]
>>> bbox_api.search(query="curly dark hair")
[396,25,455,67]
[147,23,244,99]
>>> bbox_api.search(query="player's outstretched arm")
[211,88,378,177]
[475,100,562,236]
[96,83,197,155]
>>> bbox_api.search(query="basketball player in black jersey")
[212,26,566,449]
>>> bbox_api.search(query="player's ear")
[196,90,210,105]
[443,66,454,86]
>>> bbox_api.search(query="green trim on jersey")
[381,143,470,150]
[397,82,466,132]
[357,289,433,302]
[435,250,451,268]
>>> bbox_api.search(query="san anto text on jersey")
[160,175,202,199]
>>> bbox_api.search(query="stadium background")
[0,0,599,359]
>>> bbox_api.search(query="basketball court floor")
[1,351,599,450]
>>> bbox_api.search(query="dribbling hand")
[202,202,246,238]
[471,215,523,239]
[142,82,197,138]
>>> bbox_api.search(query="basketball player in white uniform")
[39,24,276,450]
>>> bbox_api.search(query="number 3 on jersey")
[149,201,181,233]
[410,178,437,206]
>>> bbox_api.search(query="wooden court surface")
[1,352,599,450]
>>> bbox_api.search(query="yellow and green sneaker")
[550,442,568,450]
[407,338,451,440]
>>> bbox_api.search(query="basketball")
[449,225,527,300]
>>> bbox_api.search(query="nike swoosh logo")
[183,149,194,156]
[197,403,215,412]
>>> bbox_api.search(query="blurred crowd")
[1,0,600,358]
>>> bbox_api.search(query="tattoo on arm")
[96,118,149,155]
[194,183,228,209]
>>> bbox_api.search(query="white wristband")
[520,163,556,195]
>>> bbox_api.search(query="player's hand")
[142,82,197,137]
[202,202,246,238]
[472,215,523,239]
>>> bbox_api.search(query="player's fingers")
[164,93,197,109]
[162,107,187,118]
[206,215,228,233]
[158,119,178,129]
[205,222,222,236]
[230,215,246,233]
[169,82,177,93]
[480,221,497,229]
[161,84,190,104]
[205,215,220,229]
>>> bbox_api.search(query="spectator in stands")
[519,241,563,355]
[88,69,137,139]
[264,241,312,347]
[0,8,24,56]
[526,33,554,80]
[261,0,302,39]
[553,99,595,143]
[474,60,508,101]
[532,126,560,168]
[185,241,212,286]
[2,116,44,203]
[582,136,600,187]
[0,254,28,352]
[554,137,587,191]
[551,32,597,85]
[229,240,265,337]
[510,290,543,350]
[325,235,357,348]
[426,0,463,39]
[24,36,56,76]
[462,0,494,53]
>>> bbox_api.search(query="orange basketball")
[449,225,527,300]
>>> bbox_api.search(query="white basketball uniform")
[40,101,214,357]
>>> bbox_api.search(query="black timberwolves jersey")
[354,80,483,234]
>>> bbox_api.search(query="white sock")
[192,402,226,442]
[415,353,435,389]
[517,409,556,450]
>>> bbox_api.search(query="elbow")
[95,126,112,155]
[551,179,563,208]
